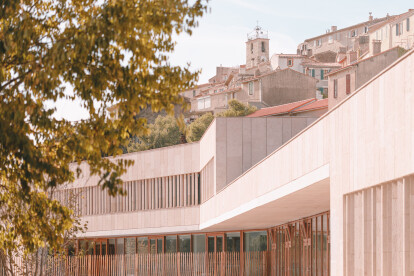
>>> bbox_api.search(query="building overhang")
[200,164,330,231]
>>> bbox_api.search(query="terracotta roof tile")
[246,99,316,117]
[294,99,328,112]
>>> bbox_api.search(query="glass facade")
[108,239,115,255]
[125,237,136,255]
[269,212,330,275]
[192,234,205,253]
[116,238,124,255]
[226,232,240,252]
[165,236,177,253]
[179,235,191,252]
[75,212,329,274]
[137,237,148,254]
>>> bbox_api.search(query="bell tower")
[246,24,269,68]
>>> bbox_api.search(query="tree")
[0,0,208,255]
[217,99,257,117]
[186,112,214,142]
[127,115,183,152]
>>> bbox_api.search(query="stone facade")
[327,46,406,109]
[368,9,414,56]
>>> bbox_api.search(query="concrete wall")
[214,117,317,192]
[355,47,405,88]
[261,69,317,107]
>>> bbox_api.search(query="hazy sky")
[53,1,413,121]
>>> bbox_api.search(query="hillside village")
[182,9,412,117]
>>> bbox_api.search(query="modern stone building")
[65,47,414,275]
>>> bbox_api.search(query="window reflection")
[165,236,177,253]
[244,231,267,252]
[226,232,240,252]
[179,235,191,252]
[192,234,205,253]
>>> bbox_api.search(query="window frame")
[334,79,338,98]
[346,74,351,94]
[248,81,254,95]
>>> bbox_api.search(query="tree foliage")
[186,112,214,142]
[127,115,183,152]
[217,99,257,117]
[0,0,207,254]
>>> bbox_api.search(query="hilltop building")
[183,26,319,114]
[327,46,406,109]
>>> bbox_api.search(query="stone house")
[327,46,406,109]
[368,9,414,56]
[297,14,389,57]
[271,54,340,96]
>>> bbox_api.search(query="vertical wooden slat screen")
[200,157,214,203]
[57,171,203,218]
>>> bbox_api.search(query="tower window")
[261,41,265,52]
[193,90,196,97]
[251,43,253,54]
[287,59,293,67]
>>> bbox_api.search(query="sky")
[54,0,413,121]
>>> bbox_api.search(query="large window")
[137,237,148,254]
[192,234,205,253]
[125,237,136,255]
[179,235,191,252]
[226,232,240,252]
[165,236,177,253]
[243,231,267,252]
[197,97,211,110]
[108,239,116,255]
[116,238,124,255]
